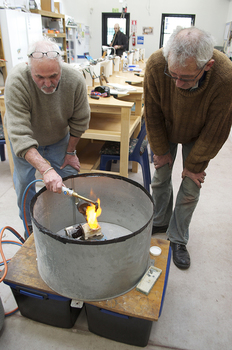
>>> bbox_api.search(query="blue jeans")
[151,142,201,245]
[11,134,78,225]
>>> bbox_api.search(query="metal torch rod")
[62,186,98,210]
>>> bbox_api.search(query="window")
[160,14,195,48]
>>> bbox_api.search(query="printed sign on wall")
[131,20,137,33]
[137,36,144,45]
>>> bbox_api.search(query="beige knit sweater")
[4,62,90,158]
[144,49,232,173]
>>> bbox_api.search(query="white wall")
[1,0,230,58]
[60,0,230,59]
[227,0,232,21]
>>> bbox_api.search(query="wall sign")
[142,27,153,35]
[131,20,137,33]
[137,36,144,45]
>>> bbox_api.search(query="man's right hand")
[43,168,63,193]
[153,152,173,170]
[25,148,63,193]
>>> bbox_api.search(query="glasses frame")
[28,51,60,59]
[164,63,206,83]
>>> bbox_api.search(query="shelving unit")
[0,27,7,84]
[30,9,67,62]
[66,25,77,63]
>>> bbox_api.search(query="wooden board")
[2,235,170,321]
[77,140,104,171]
[2,235,59,295]
[88,238,170,321]
[82,113,141,142]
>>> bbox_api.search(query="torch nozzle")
[94,202,98,212]
[62,186,98,212]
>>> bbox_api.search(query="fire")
[86,198,102,229]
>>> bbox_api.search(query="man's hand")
[43,168,63,193]
[182,168,206,188]
[153,152,173,170]
[60,154,81,172]
[25,148,64,193]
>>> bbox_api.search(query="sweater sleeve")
[4,67,39,158]
[184,85,232,173]
[144,56,170,156]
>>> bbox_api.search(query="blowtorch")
[61,186,98,212]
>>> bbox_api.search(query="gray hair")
[27,36,62,66]
[163,27,216,69]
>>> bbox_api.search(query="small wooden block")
[82,223,102,240]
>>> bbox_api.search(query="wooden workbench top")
[3,234,170,322]
[88,93,134,108]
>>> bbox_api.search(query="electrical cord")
[0,179,44,316]
[0,226,24,316]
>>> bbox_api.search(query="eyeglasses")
[28,51,60,59]
[164,63,206,83]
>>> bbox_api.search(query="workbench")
[77,63,145,177]
[78,93,141,177]
[108,69,144,87]
[3,234,171,322]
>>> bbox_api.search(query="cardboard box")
[41,0,54,12]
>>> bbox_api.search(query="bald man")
[110,23,128,56]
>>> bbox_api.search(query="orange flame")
[86,198,102,229]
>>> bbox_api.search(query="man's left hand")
[60,154,81,172]
[182,168,206,188]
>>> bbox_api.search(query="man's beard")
[41,84,56,94]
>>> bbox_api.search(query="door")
[102,12,130,48]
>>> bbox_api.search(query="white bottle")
[123,55,128,72]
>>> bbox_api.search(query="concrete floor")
[0,138,232,350]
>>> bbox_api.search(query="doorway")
[102,12,130,48]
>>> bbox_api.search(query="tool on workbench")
[136,266,162,295]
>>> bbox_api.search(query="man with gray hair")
[144,27,232,269]
[4,37,90,234]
